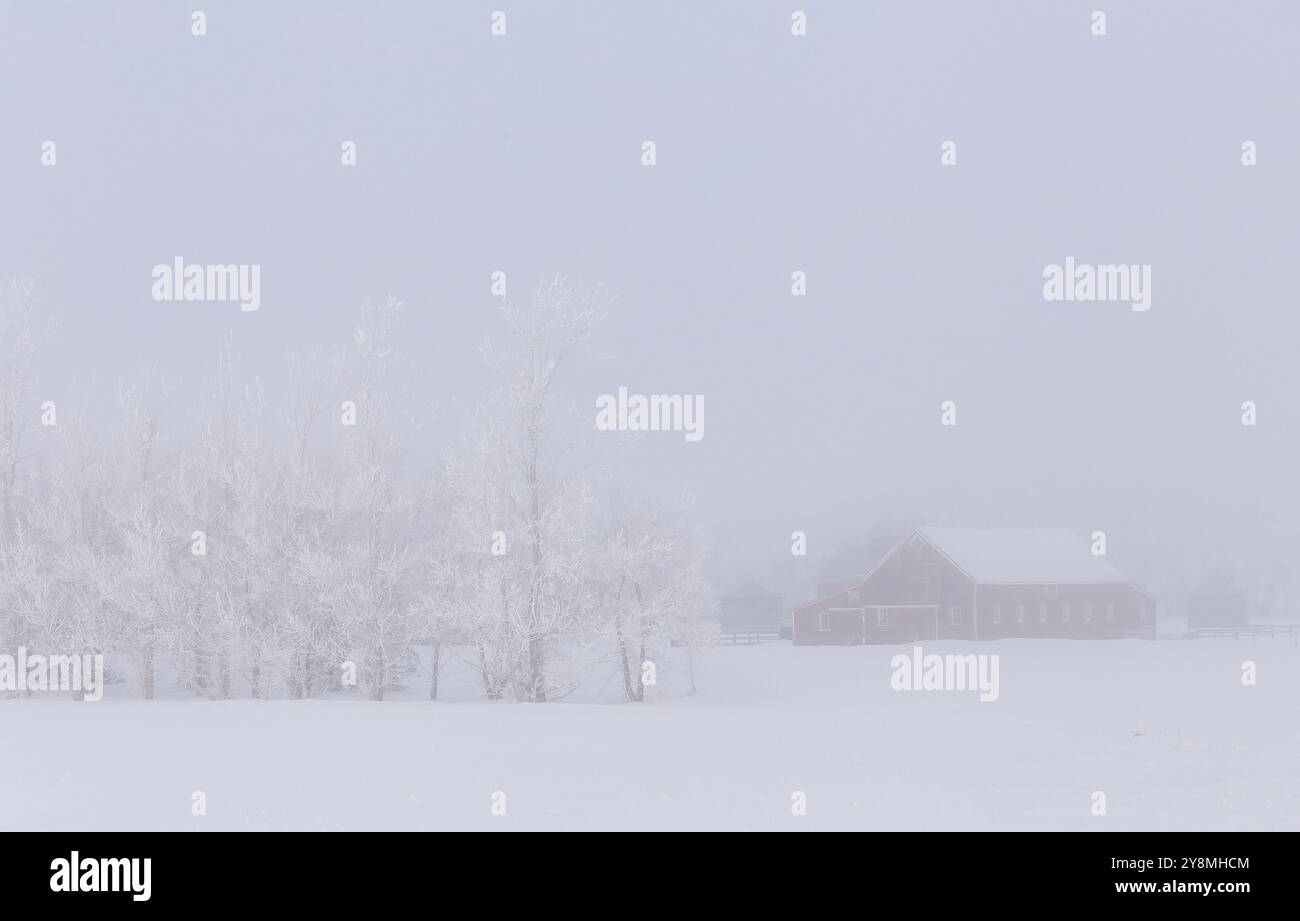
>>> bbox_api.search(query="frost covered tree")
[33,408,119,692]
[599,493,716,701]
[438,405,528,700]
[313,297,424,701]
[0,279,46,543]
[173,346,280,698]
[407,475,467,701]
[100,375,180,699]
[0,279,56,671]
[453,275,612,701]
[278,345,345,698]
[0,274,724,704]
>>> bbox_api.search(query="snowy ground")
[2,637,1297,831]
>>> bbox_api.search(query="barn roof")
[915,527,1132,585]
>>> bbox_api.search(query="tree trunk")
[529,638,548,702]
[71,653,87,702]
[635,638,646,703]
[140,648,154,701]
[287,651,310,699]
[190,639,207,696]
[366,646,384,701]
[215,656,231,700]
[429,640,441,701]
[526,445,548,703]
[629,585,647,702]
[479,644,506,700]
[616,628,636,702]
[478,646,493,698]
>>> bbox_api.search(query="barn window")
[1016,605,1025,624]
[909,533,925,550]
[818,611,831,632]
[847,589,860,604]
[877,609,889,626]
[1084,604,1094,622]
[1139,603,1149,622]
[1062,605,1072,622]
[1038,605,1048,623]
[991,605,1001,624]
[1106,603,1116,622]
[949,606,962,626]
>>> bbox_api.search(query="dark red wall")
[792,536,1154,645]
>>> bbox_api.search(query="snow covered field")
[2,638,1296,831]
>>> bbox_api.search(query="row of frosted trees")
[0,277,716,702]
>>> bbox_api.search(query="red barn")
[792,527,1155,645]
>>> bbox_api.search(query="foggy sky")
[2,1,1297,597]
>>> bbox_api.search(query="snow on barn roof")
[914,527,1132,585]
